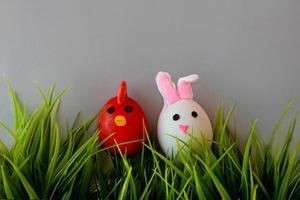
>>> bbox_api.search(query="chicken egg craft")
[156,72,213,158]
[98,80,148,156]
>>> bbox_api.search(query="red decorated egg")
[98,80,148,156]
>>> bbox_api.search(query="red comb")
[117,80,127,105]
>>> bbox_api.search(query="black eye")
[107,106,115,114]
[124,105,133,113]
[172,114,180,121]
[191,111,198,118]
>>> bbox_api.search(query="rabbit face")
[156,72,213,158]
[158,99,213,157]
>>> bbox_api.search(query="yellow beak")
[114,115,127,126]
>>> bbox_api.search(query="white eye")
[172,114,180,121]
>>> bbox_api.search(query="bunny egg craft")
[156,72,213,158]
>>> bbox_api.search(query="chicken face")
[98,81,147,156]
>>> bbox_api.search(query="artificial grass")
[0,83,300,200]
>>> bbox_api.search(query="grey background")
[1,1,300,146]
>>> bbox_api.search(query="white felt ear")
[177,74,199,99]
[156,72,180,105]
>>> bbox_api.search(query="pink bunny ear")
[177,74,199,99]
[156,72,180,105]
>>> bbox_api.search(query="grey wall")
[1,1,300,146]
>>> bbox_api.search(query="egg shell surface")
[98,96,147,156]
[157,99,213,158]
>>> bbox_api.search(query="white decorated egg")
[156,71,213,158]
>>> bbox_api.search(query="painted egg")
[156,71,213,158]
[98,80,147,156]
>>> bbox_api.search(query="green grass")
[1,83,300,200]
